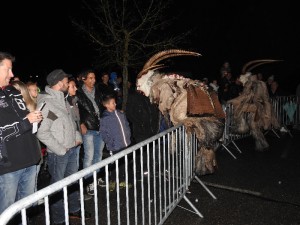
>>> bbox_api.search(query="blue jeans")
[82,130,105,179]
[0,165,38,214]
[47,147,80,224]
[75,145,81,169]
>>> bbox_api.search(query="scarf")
[82,85,100,117]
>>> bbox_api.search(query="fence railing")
[270,95,300,127]
[221,95,300,158]
[221,103,250,159]
[0,124,212,225]
[1,95,298,225]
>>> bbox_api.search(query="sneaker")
[280,127,288,133]
[119,181,133,189]
[69,210,92,220]
[86,183,94,196]
[97,178,106,187]
[78,193,93,201]
[109,181,116,192]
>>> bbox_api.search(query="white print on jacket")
[0,94,26,142]
[115,111,128,147]
[0,122,20,143]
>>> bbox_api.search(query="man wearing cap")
[36,69,90,225]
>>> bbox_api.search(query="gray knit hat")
[46,69,68,86]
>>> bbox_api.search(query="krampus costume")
[136,49,225,175]
[227,60,280,151]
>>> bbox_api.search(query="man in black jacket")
[76,69,105,195]
[126,88,160,143]
[0,52,43,214]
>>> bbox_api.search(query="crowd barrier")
[1,96,298,225]
[221,103,250,159]
[221,95,300,158]
[270,95,300,127]
[0,124,216,225]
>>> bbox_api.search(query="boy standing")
[99,94,131,190]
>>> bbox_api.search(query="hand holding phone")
[32,101,46,134]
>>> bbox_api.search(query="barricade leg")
[221,144,237,159]
[193,176,217,200]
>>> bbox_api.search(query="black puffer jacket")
[76,86,104,131]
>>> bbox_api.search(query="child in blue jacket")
[100,94,131,190]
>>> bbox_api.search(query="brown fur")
[228,79,280,151]
[195,147,217,175]
[151,77,225,175]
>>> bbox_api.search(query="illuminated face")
[60,77,69,93]
[104,98,116,112]
[83,73,96,89]
[68,80,77,96]
[0,59,14,87]
[136,70,155,96]
[239,72,251,86]
[28,84,39,98]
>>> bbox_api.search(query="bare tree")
[71,0,193,110]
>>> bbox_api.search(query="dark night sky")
[1,0,300,93]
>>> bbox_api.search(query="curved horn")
[138,64,166,77]
[137,49,201,78]
[242,59,282,74]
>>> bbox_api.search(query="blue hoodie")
[100,110,131,152]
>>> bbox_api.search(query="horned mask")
[136,49,201,96]
[239,59,282,86]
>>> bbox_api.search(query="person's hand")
[76,141,82,146]
[80,124,87,135]
[26,111,43,124]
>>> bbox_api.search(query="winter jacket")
[36,86,82,156]
[76,86,104,131]
[0,85,41,175]
[126,91,160,143]
[67,95,81,132]
[100,110,131,152]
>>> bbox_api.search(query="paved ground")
[29,128,300,225]
[163,129,300,225]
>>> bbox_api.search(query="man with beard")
[37,69,90,225]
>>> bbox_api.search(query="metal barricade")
[0,124,210,225]
[270,95,300,128]
[220,96,300,158]
[221,103,251,159]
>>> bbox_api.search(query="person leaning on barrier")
[0,52,43,214]
[36,69,91,225]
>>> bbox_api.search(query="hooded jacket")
[100,110,131,152]
[36,86,82,155]
[0,85,41,175]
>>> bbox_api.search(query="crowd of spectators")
[1,51,298,224]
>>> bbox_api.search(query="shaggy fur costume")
[228,77,280,151]
[136,49,225,175]
[148,75,224,175]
